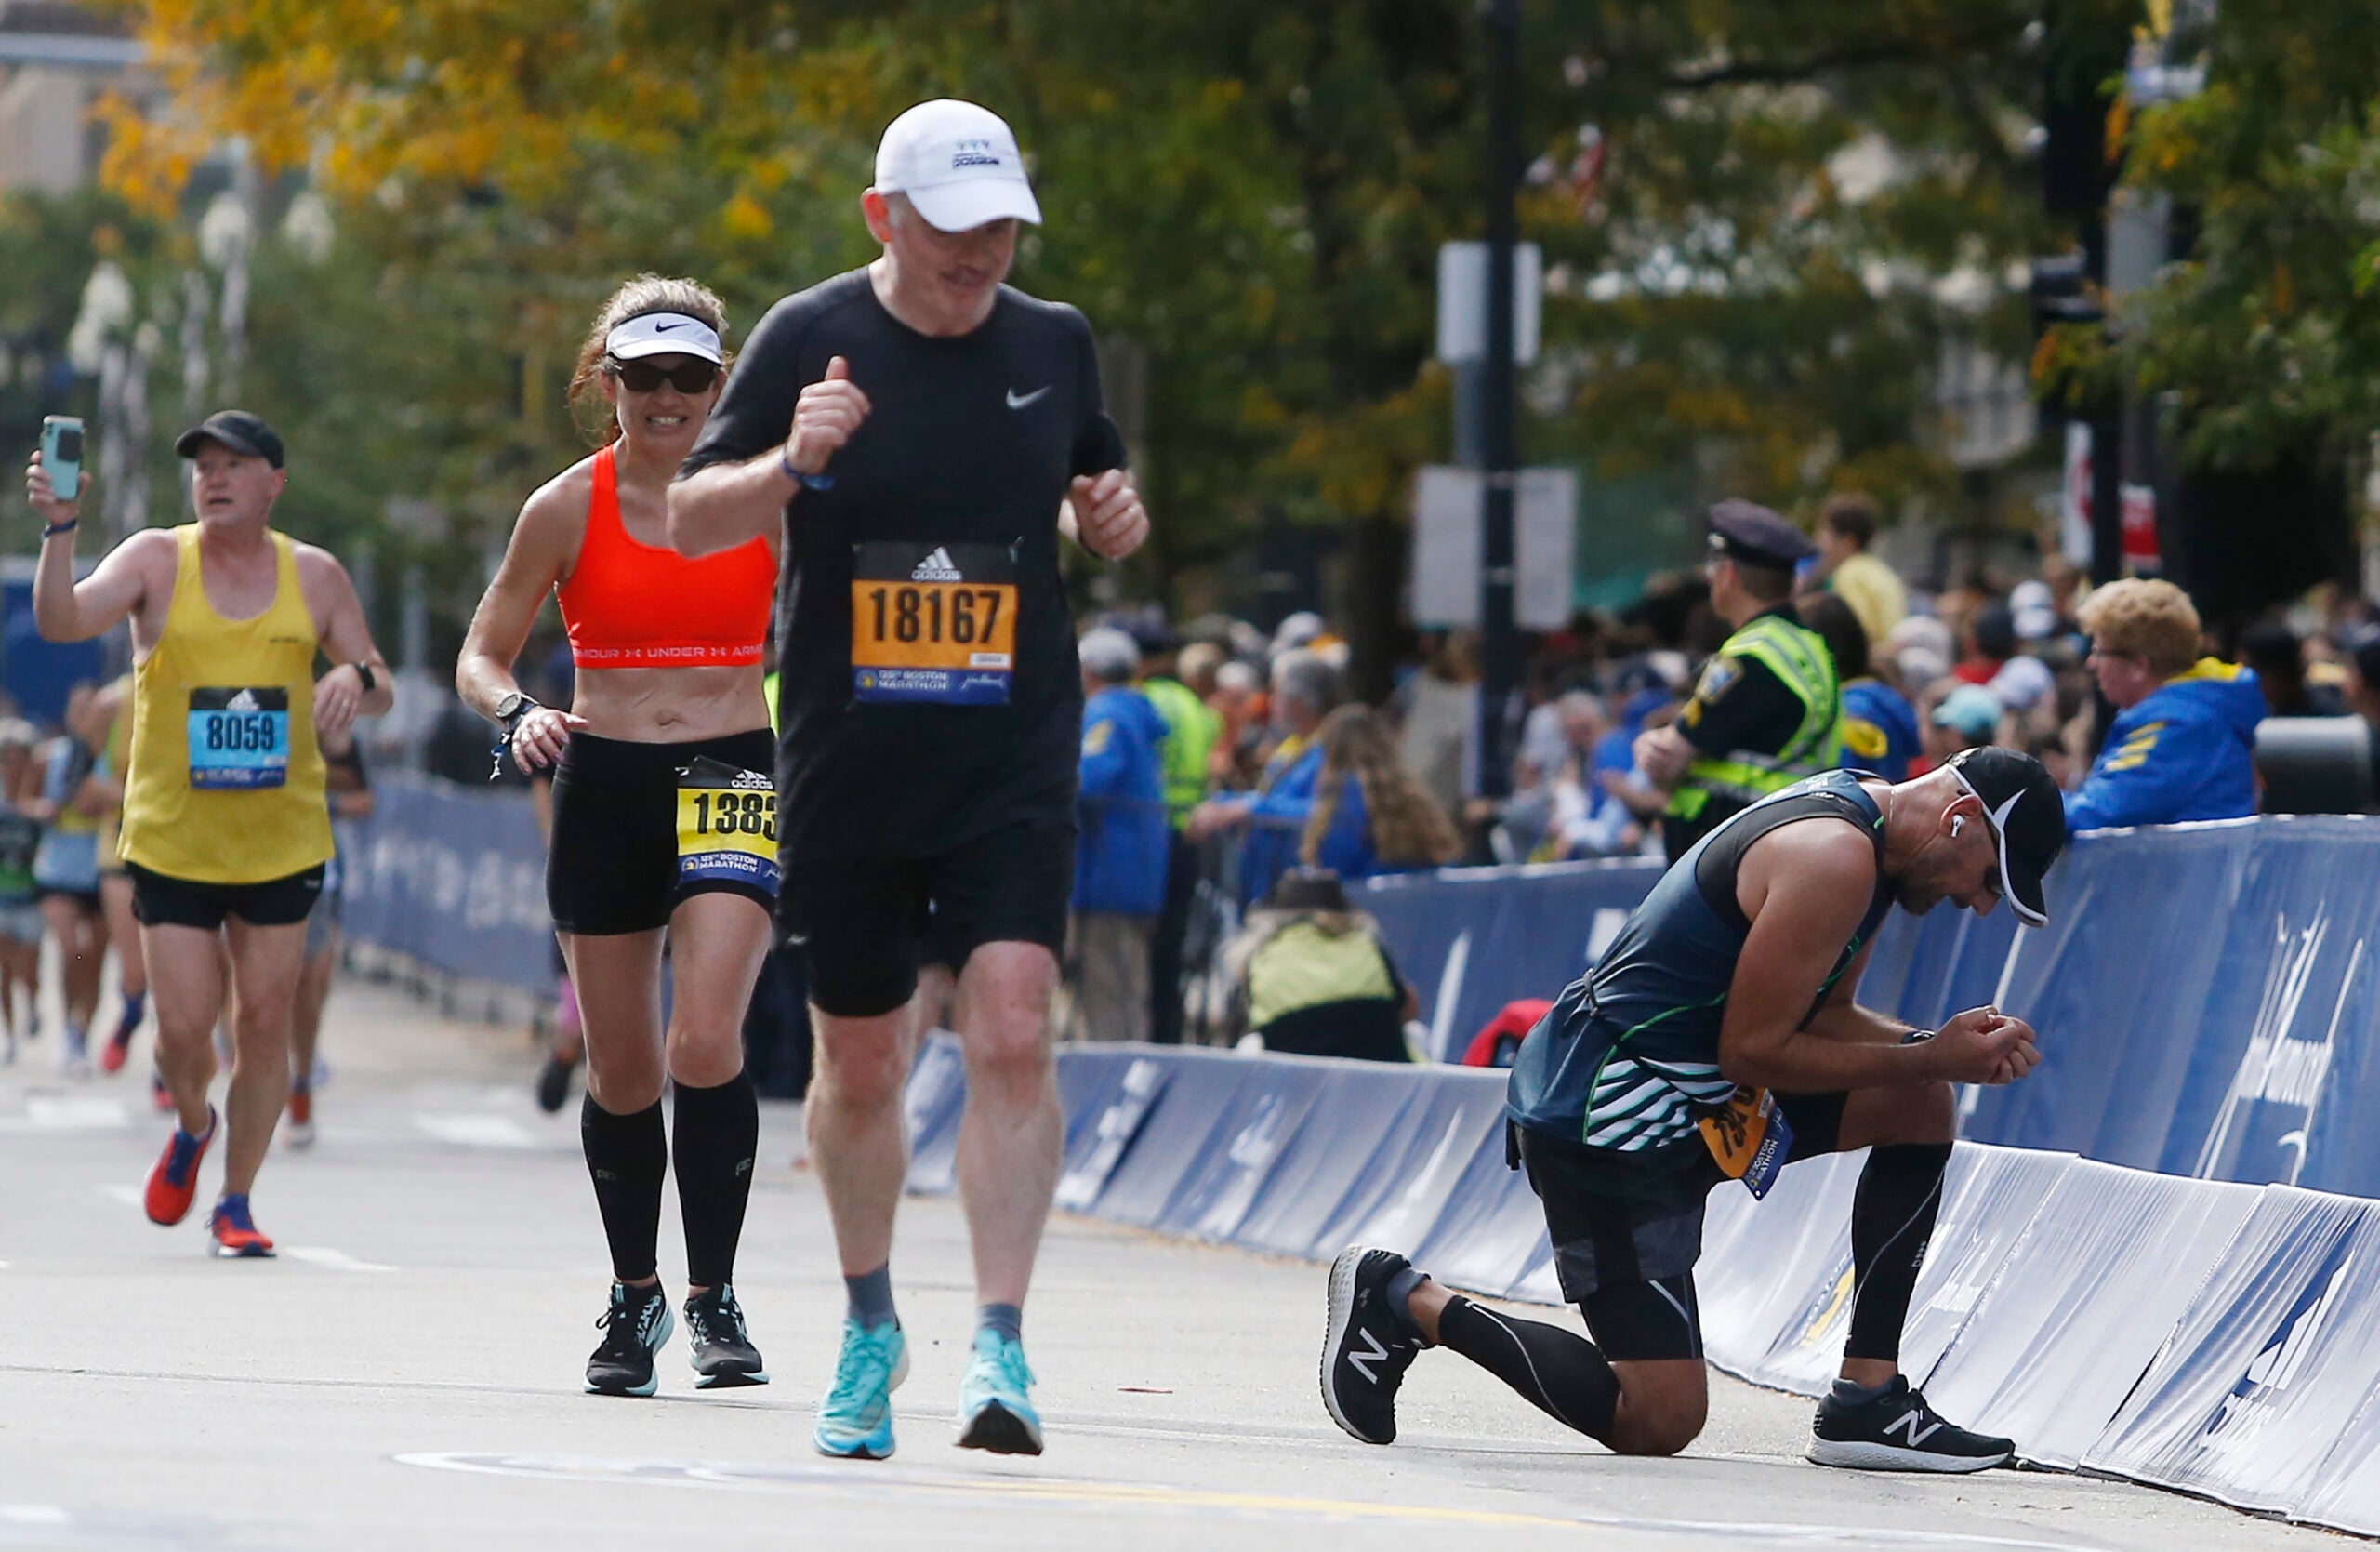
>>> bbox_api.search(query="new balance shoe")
[814,1318,907,1459]
[683,1284,767,1389]
[1807,1376,2014,1472]
[142,1108,217,1226]
[1321,1245,1424,1446]
[206,1195,275,1258]
[587,1282,674,1397]
[956,1328,1042,1455]
[284,1088,315,1149]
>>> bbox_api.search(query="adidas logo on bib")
[227,689,260,712]
[911,547,962,582]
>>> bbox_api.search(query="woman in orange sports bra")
[457,276,778,1399]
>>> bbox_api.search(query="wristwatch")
[494,691,543,735]
[350,661,378,694]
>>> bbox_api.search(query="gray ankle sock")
[976,1302,1023,1345]
[844,1263,895,1328]
[1384,1267,1430,1338]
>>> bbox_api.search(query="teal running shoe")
[957,1328,1043,1455]
[813,1318,908,1459]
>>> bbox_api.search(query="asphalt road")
[0,976,2348,1551]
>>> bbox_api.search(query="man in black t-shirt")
[669,99,1147,1462]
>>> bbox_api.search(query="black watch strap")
[496,693,543,733]
[351,661,378,694]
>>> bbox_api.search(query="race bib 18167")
[849,541,1017,707]
[187,686,290,790]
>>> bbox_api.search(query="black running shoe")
[1807,1376,2014,1472]
[586,1282,674,1397]
[1320,1245,1424,1446]
[684,1284,769,1389]
[535,1050,577,1114]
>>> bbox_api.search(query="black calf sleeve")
[581,1094,668,1284]
[1845,1141,1952,1362]
[672,1071,760,1288]
[1436,1295,1621,1444]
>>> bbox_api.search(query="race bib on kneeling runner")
[849,541,1017,706]
[187,686,290,790]
[1698,1085,1793,1200]
[674,759,781,896]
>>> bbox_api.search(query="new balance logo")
[1882,1408,1944,1448]
[911,548,962,581]
[1347,1326,1392,1385]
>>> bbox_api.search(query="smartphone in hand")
[40,417,84,503]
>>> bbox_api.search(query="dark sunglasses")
[605,356,720,394]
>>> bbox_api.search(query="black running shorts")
[779,819,1075,1019]
[1514,1090,1847,1362]
[547,728,779,937]
[129,861,326,931]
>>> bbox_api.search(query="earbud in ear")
[1951,816,1966,837]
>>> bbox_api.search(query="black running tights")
[1436,1296,1621,1444]
[1845,1142,1952,1362]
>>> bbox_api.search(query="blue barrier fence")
[903,1038,2380,1536]
[1362,814,2380,1195]
[340,771,549,993]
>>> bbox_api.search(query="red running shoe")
[99,1031,131,1075]
[142,1108,217,1226]
[206,1195,275,1259]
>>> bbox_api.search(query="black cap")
[1943,747,2067,929]
[1119,612,1177,656]
[175,410,284,469]
[1261,866,1352,914]
[1706,498,1816,569]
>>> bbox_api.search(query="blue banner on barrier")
[2085,1187,2380,1513]
[1365,859,1660,1062]
[1924,1161,2265,1469]
[342,772,550,993]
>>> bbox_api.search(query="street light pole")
[1476,0,1521,802]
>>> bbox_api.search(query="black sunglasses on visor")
[606,356,720,394]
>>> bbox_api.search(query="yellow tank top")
[119,524,332,884]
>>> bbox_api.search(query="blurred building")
[0,2,144,193]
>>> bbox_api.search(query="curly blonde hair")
[2079,578,2202,678]
[1301,706,1461,869]
[565,273,732,447]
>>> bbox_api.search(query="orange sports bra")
[558,444,775,670]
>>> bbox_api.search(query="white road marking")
[97,1184,141,1209]
[0,1096,130,1133]
[284,1247,395,1274]
[412,1112,537,1150]
[390,1453,2096,1546]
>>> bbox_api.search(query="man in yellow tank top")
[26,411,393,1258]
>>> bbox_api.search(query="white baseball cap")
[873,99,1042,233]
[605,312,723,365]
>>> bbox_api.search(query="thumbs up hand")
[784,354,872,479]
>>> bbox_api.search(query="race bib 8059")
[187,686,289,790]
[849,541,1017,707]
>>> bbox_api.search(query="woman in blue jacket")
[2069,579,2262,832]
[1070,629,1172,1041]
[1297,707,1461,882]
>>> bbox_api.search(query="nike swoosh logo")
[653,321,683,331]
[1006,387,1051,409]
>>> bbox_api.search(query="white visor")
[605,312,723,365]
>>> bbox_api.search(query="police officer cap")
[1706,499,1816,570]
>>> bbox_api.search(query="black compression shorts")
[1514,1091,1847,1361]
[779,818,1075,1019]
[547,728,779,936]
[129,862,326,931]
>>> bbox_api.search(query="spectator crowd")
[1063,490,2380,1057]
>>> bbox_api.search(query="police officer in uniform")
[1635,501,1842,864]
